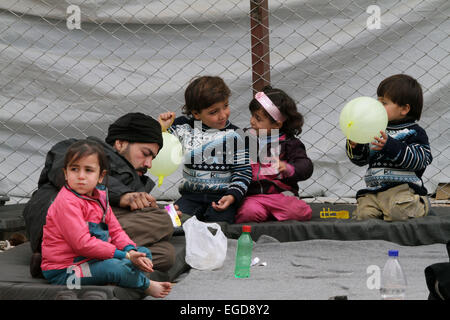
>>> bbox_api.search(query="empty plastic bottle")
[234,225,253,278]
[380,250,407,300]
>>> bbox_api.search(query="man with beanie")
[23,113,176,278]
[104,112,164,210]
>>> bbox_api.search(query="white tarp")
[0,0,449,202]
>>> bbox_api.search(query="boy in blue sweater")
[347,74,433,221]
[159,76,252,223]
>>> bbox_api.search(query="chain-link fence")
[1,0,449,205]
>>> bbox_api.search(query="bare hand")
[278,160,287,173]
[174,204,182,217]
[260,156,280,175]
[129,250,154,273]
[119,192,157,210]
[211,195,235,211]
[371,131,388,151]
[158,112,176,132]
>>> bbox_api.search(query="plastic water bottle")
[380,250,407,300]
[234,225,253,278]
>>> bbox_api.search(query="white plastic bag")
[183,216,227,271]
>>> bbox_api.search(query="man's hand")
[211,195,235,211]
[119,192,157,210]
[158,112,176,132]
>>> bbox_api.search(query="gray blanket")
[222,204,450,246]
[0,236,188,300]
[164,236,448,300]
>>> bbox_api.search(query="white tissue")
[251,257,267,267]
[251,257,260,266]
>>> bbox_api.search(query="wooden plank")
[250,0,270,94]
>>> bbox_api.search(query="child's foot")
[145,281,172,298]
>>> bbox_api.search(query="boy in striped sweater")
[347,74,433,221]
[159,76,252,223]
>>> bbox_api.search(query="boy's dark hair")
[182,76,231,116]
[377,74,423,121]
[249,86,304,137]
[64,139,109,177]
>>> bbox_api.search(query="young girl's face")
[250,108,282,136]
[192,99,230,129]
[64,153,106,196]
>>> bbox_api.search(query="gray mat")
[165,236,448,300]
[0,236,188,300]
[223,204,450,246]
[2,203,449,246]
[1,203,449,299]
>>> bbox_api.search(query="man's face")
[114,140,160,176]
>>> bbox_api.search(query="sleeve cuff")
[123,244,137,252]
[225,189,243,205]
[281,163,295,178]
[383,137,402,159]
[113,249,126,259]
[114,245,137,259]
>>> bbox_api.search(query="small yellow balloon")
[148,132,183,187]
[339,96,388,144]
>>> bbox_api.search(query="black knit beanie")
[105,112,163,150]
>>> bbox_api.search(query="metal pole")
[250,0,270,94]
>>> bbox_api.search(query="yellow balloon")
[339,96,388,144]
[148,132,183,187]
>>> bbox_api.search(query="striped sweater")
[168,116,252,204]
[346,121,432,197]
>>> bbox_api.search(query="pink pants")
[235,193,312,223]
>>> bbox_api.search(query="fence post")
[250,0,270,94]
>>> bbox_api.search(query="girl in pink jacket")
[236,87,313,223]
[41,139,171,298]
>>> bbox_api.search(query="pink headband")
[255,92,286,122]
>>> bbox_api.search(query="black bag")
[424,241,450,300]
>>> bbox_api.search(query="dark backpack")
[425,241,450,300]
[22,139,77,277]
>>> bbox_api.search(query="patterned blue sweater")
[168,116,252,204]
[346,121,432,197]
